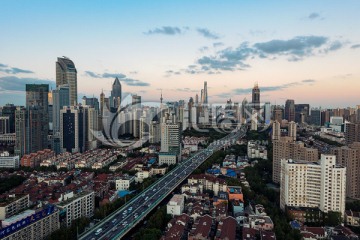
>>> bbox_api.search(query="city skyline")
[1,1,360,107]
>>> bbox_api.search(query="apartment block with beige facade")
[280,154,346,216]
[331,142,360,199]
[273,136,318,183]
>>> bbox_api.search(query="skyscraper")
[132,94,141,108]
[52,85,70,133]
[252,83,260,111]
[14,107,27,157]
[203,81,208,104]
[25,84,49,153]
[60,106,85,153]
[56,57,77,105]
[310,108,322,126]
[1,104,16,133]
[295,104,310,123]
[110,77,122,110]
[284,99,295,122]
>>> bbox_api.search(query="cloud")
[129,71,138,74]
[85,71,149,86]
[175,88,197,93]
[122,78,150,87]
[102,73,127,79]
[170,35,343,75]
[0,76,55,92]
[302,79,316,83]
[308,12,321,20]
[253,36,328,57]
[351,44,360,49]
[0,64,34,74]
[199,46,209,53]
[213,42,224,48]
[144,26,183,35]
[219,80,315,97]
[85,71,126,79]
[196,28,220,39]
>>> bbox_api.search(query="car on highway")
[95,228,103,236]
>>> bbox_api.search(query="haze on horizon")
[0,1,359,108]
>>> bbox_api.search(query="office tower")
[288,121,297,141]
[60,106,85,153]
[273,107,283,123]
[82,96,99,111]
[273,137,318,183]
[182,107,189,130]
[0,116,10,134]
[284,99,295,122]
[110,77,122,110]
[264,102,271,124]
[280,154,346,216]
[295,104,310,123]
[132,109,142,138]
[26,84,49,153]
[252,82,260,111]
[1,104,16,133]
[14,107,27,157]
[345,122,360,144]
[200,89,204,105]
[100,90,105,116]
[52,85,70,133]
[132,94,141,108]
[310,108,322,126]
[203,81,208,104]
[82,106,99,151]
[272,120,281,141]
[56,57,77,105]
[161,119,181,155]
[241,98,248,123]
[331,143,360,199]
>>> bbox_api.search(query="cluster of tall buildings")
[12,57,100,157]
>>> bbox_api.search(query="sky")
[0,1,359,108]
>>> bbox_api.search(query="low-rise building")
[167,194,185,216]
[247,140,268,160]
[115,175,135,191]
[345,210,360,227]
[215,216,237,240]
[0,152,19,169]
[187,174,227,196]
[159,152,177,166]
[56,191,95,227]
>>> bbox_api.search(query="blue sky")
[0,1,359,107]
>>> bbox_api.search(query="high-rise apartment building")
[280,154,346,216]
[272,120,281,141]
[285,99,295,122]
[288,121,297,141]
[110,77,122,110]
[273,107,283,123]
[331,143,360,199]
[273,136,318,183]
[25,84,49,154]
[345,122,360,145]
[56,57,77,105]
